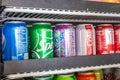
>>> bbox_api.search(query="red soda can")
[114,25,120,53]
[76,24,96,56]
[96,24,114,54]
[77,72,96,80]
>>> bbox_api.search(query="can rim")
[32,75,51,78]
[33,22,51,25]
[56,73,74,76]
[97,24,112,26]
[114,24,120,27]
[5,21,25,24]
[96,24,113,28]
[78,72,95,75]
[55,23,73,26]
[77,24,93,26]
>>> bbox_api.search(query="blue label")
[11,26,28,60]
[2,25,28,61]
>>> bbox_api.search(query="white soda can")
[76,24,96,56]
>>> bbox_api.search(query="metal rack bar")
[1,0,120,13]
[1,7,120,23]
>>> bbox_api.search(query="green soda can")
[54,74,77,80]
[32,76,53,80]
[30,23,53,59]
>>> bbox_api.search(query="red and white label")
[114,26,120,53]
[96,27,103,54]
[96,24,114,54]
[85,24,94,55]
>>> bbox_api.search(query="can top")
[97,24,113,28]
[4,21,26,27]
[55,23,73,28]
[114,24,120,29]
[78,72,95,75]
[33,75,51,78]
[77,24,93,26]
[56,73,75,77]
[32,23,51,28]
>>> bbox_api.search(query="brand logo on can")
[85,25,94,55]
[32,29,53,58]
[54,31,65,56]
[54,31,64,48]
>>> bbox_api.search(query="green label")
[30,29,53,59]
[55,74,76,80]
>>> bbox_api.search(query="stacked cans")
[2,21,28,61]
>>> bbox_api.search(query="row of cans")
[11,69,117,80]
[2,21,120,61]
[12,70,102,80]
[2,22,94,60]
[10,68,120,80]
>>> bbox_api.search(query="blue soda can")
[2,21,28,61]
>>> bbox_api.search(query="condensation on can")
[76,24,96,56]
[77,71,96,80]
[96,24,114,55]
[114,25,120,53]
[54,23,76,57]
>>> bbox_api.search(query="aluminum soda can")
[114,25,120,53]
[93,69,104,80]
[76,24,96,56]
[96,24,114,54]
[54,23,76,57]
[54,73,76,80]
[77,71,96,80]
[30,23,53,59]
[103,68,114,80]
[115,68,120,80]
[2,21,28,61]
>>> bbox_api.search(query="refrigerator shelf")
[4,54,120,79]
[1,7,120,23]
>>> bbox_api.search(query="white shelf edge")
[3,7,120,17]
[5,17,120,23]
[6,63,120,79]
